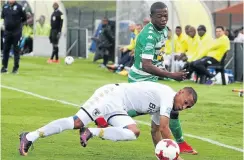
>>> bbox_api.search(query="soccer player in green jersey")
[128,2,197,155]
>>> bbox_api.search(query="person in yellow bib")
[191,26,230,81]
[175,26,199,72]
[184,25,213,79]
[174,26,187,54]
[107,22,139,71]
[36,15,51,36]
[188,25,213,62]
[20,12,33,54]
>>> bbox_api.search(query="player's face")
[173,90,194,111]
[216,28,224,38]
[40,17,45,25]
[188,28,196,38]
[197,29,205,37]
[175,28,182,36]
[129,24,135,32]
[53,3,58,10]
[151,8,168,30]
[185,27,190,35]
[8,0,15,5]
[102,19,108,26]
[136,25,143,33]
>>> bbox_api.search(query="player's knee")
[73,115,84,129]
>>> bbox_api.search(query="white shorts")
[75,84,136,127]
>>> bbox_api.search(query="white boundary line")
[1,85,243,153]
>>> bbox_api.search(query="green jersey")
[128,22,168,82]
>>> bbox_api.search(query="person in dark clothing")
[225,29,235,41]
[1,0,27,74]
[47,2,63,64]
[96,17,115,68]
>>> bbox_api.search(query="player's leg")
[48,30,55,62]
[81,115,139,146]
[19,85,112,156]
[52,30,59,63]
[192,57,217,78]
[19,114,88,156]
[78,84,125,146]
[169,111,197,155]
[12,31,22,73]
[1,33,12,72]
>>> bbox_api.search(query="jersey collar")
[149,22,168,39]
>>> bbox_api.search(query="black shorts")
[50,29,60,45]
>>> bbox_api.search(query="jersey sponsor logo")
[145,42,154,50]
[147,35,153,39]
[147,103,157,113]
[92,108,101,117]
[52,16,56,21]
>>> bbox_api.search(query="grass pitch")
[1,56,243,160]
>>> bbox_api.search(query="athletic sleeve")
[19,5,27,23]
[160,105,172,118]
[140,33,157,60]
[59,11,63,32]
[151,112,160,125]
[159,91,174,118]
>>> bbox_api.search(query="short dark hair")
[103,17,109,21]
[176,26,182,30]
[197,25,206,32]
[185,25,191,30]
[216,26,224,31]
[183,87,198,104]
[150,2,167,15]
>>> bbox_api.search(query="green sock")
[127,110,138,117]
[169,119,184,143]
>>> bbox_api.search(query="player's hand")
[123,47,128,53]
[57,32,61,39]
[169,71,187,81]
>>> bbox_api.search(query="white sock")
[89,127,137,141]
[26,117,74,142]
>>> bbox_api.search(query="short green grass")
[1,56,243,160]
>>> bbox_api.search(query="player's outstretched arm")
[158,116,185,160]
[158,115,171,139]
[151,120,162,147]
[142,59,187,81]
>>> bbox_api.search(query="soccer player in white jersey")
[19,81,197,159]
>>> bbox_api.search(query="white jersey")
[77,81,176,126]
[119,81,176,120]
